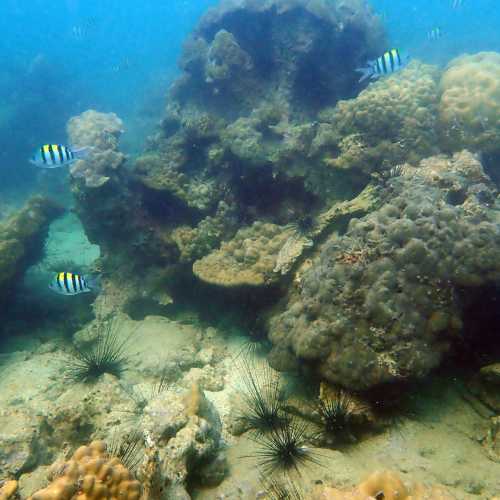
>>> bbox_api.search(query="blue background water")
[0,0,498,198]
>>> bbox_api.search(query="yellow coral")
[439,52,500,153]
[315,471,453,499]
[29,441,141,500]
[0,480,18,500]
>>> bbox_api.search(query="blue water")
[0,0,499,195]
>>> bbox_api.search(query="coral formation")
[67,110,125,188]
[0,196,63,304]
[28,440,141,500]
[313,62,441,176]
[66,0,386,311]
[193,222,296,287]
[314,470,453,499]
[0,480,18,500]
[439,52,500,154]
[269,151,500,389]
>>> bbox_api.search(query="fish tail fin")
[85,274,101,292]
[355,66,373,83]
[72,146,94,160]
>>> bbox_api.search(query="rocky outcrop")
[0,196,63,305]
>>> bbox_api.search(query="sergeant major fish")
[355,49,409,83]
[49,272,97,296]
[30,144,91,168]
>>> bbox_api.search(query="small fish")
[427,27,444,41]
[112,57,132,73]
[451,0,463,8]
[71,17,97,40]
[30,144,91,168]
[49,272,97,296]
[355,49,409,83]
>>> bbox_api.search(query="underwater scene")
[1,0,500,498]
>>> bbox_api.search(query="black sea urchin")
[108,429,143,474]
[66,318,130,383]
[314,390,360,446]
[249,419,322,476]
[261,474,304,500]
[236,358,289,434]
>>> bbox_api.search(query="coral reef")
[193,222,296,287]
[28,440,141,500]
[0,480,18,500]
[439,52,500,154]
[313,62,441,176]
[314,470,453,499]
[67,110,125,189]
[66,0,387,311]
[268,151,500,389]
[0,196,63,304]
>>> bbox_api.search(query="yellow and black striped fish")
[49,272,94,296]
[356,49,410,83]
[30,144,91,168]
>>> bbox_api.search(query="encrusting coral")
[313,62,441,176]
[439,51,500,154]
[314,470,453,499]
[0,196,63,304]
[269,151,500,390]
[193,221,296,287]
[28,441,141,500]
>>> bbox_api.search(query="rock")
[0,410,43,476]
[480,363,500,384]
[0,197,63,304]
[141,383,225,496]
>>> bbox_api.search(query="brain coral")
[29,441,141,500]
[268,151,500,390]
[439,52,500,154]
[313,62,441,175]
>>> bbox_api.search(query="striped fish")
[451,0,464,8]
[49,272,94,296]
[356,49,409,83]
[30,144,91,168]
[427,27,444,41]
